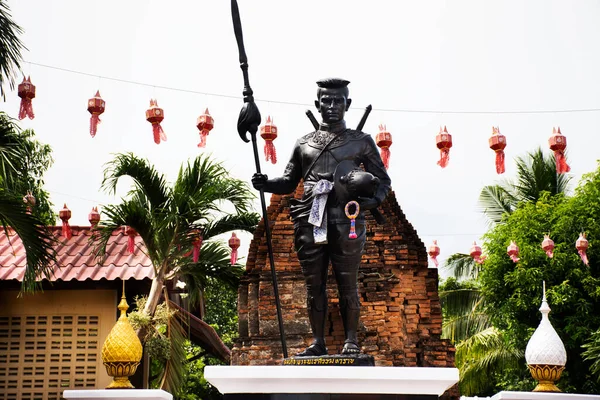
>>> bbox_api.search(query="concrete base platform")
[204,366,459,399]
[63,389,172,400]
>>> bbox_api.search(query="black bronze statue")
[252,78,392,356]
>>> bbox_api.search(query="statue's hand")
[252,173,269,191]
[357,196,379,211]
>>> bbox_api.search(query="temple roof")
[0,226,154,282]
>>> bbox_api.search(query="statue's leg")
[330,221,366,355]
[294,223,329,357]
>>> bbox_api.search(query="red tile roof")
[0,226,154,282]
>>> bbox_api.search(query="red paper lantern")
[59,204,72,239]
[88,206,100,227]
[507,241,520,263]
[376,124,393,170]
[196,108,214,148]
[18,76,35,120]
[192,230,203,263]
[260,116,278,164]
[124,226,137,254]
[228,232,240,265]
[576,233,589,266]
[146,99,166,144]
[549,127,570,174]
[489,126,506,174]
[87,90,105,138]
[22,191,35,214]
[542,234,554,258]
[428,240,440,267]
[436,126,452,168]
[470,241,485,264]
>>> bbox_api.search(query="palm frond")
[513,147,572,202]
[479,184,516,224]
[102,153,170,210]
[0,190,56,292]
[456,327,524,396]
[178,241,244,304]
[440,288,489,343]
[443,253,480,280]
[200,213,260,240]
[0,1,26,100]
[159,305,188,394]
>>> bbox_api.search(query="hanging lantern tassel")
[229,232,240,265]
[18,76,36,120]
[260,116,278,164]
[192,235,203,263]
[428,240,440,267]
[542,235,554,258]
[507,241,520,263]
[59,204,72,240]
[376,124,393,170]
[489,126,506,174]
[146,99,166,144]
[196,108,214,148]
[576,233,589,266]
[124,226,137,254]
[549,127,570,174]
[436,126,452,168]
[88,90,106,138]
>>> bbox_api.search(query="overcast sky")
[2,0,600,276]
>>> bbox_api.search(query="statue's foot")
[341,340,360,355]
[296,342,328,357]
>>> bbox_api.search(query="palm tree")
[479,147,571,224]
[0,0,26,100]
[93,153,259,391]
[0,112,56,292]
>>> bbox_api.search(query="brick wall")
[232,186,455,371]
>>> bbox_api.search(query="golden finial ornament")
[101,280,143,389]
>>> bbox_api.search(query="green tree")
[0,112,56,292]
[0,0,25,100]
[479,147,571,224]
[480,175,600,392]
[94,153,259,392]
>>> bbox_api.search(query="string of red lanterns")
[16,77,576,174]
[428,233,592,268]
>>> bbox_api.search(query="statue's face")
[315,88,351,124]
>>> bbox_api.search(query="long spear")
[231,0,288,359]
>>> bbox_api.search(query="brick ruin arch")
[231,186,455,369]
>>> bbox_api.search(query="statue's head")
[315,78,352,124]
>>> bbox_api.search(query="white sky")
[2,0,600,277]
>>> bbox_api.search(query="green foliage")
[0,112,56,292]
[0,119,55,225]
[0,0,25,100]
[479,148,571,224]
[479,169,600,392]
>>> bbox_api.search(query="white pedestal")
[490,392,600,400]
[63,389,172,400]
[204,365,459,396]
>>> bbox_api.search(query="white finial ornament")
[525,281,567,392]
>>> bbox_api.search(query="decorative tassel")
[436,126,452,169]
[380,148,391,170]
[124,226,136,254]
[90,114,101,138]
[88,90,105,138]
[152,124,167,144]
[428,240,440,267]
[264,140,277,164]
[554,152,571,174]
[495,151,505,174]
